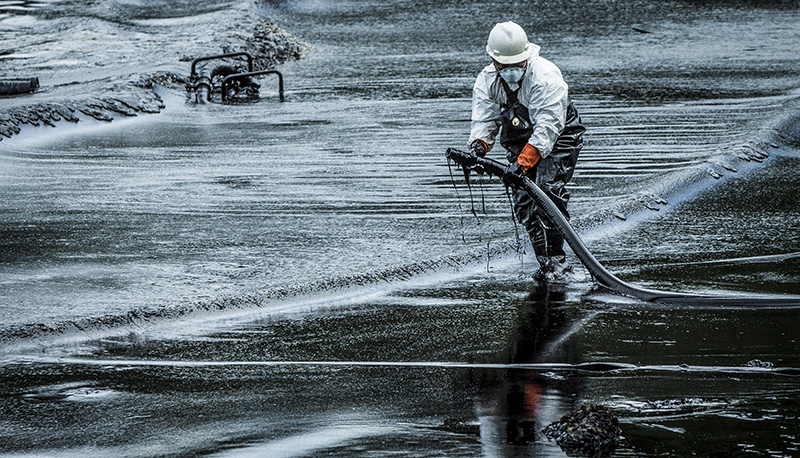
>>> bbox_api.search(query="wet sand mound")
[0,18,309,141]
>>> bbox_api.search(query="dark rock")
[235,19,311,71]
[542,404,620,457]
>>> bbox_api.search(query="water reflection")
[475,284,588,457]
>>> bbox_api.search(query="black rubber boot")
[529,225,553,282]
[530,223,572,284]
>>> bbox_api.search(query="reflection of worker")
[476,284,582,455]
[468,21,585,283]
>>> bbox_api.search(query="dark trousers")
[512,103,584,265]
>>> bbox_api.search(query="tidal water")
[1,0,799,456]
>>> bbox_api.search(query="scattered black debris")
[542,404,620,457]
[644,397,707,410]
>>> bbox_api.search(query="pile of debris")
[542,404,621,457]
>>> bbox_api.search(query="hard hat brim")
[486,42,540,65]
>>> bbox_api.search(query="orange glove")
[517,143,541,173]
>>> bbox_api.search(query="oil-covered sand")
[1,0,799,456]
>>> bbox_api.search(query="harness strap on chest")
[498,77,520,108]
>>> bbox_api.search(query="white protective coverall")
[468,52,568,159]
[468,50,584,273]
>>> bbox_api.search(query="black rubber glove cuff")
[469,140,488,158]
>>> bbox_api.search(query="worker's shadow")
[474,282,584,454]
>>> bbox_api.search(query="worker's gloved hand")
[462,150,478,168]
[469,139,488,158]
[502,161,524,186]
[517,143,541,171]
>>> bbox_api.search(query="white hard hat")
[485,21,538,64]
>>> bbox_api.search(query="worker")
[468,21,585,283]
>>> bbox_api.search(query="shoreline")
[0,18,310,142]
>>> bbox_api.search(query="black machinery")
[189,52,284,104]
[0,77,39,97]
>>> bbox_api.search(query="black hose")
[445,148,800,306]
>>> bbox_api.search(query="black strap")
[497,77,519,108]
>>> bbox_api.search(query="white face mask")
[499,66,525,84]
